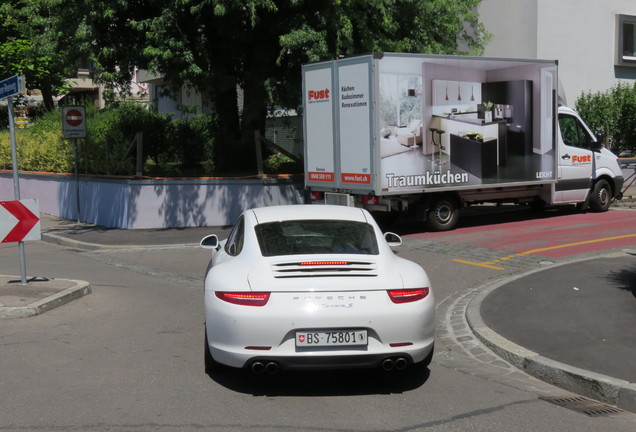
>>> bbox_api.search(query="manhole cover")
[539,396,626,417]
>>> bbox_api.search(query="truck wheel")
[426,195,459,231]
[529,198,546,211]
[589,179,611,212]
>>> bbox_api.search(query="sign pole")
[72,138,80,223]
[8,98,20,199]
[61,106,86,223]
[8,97,28,285]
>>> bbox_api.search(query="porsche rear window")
[255,220,379,257]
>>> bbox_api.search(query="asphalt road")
[482,254,636,383]
[1,208,636,431]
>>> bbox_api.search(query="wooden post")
[136,132,143,177]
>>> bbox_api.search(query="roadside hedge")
[0,110,73,173]
[576,82,636,156]
[0,101,216,176]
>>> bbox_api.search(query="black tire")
[204,327,221,374]
[426,195,459,231]
[413,344,434,370]
[589,179,612,212]
[529,197,546,211]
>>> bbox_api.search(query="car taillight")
[387,288,429,304]
[362,195,379,205]
[310,191,324,201]
[215,292,270,306]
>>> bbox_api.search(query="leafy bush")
[84,102,178,175]
[576,82,636,155]
[173,114,216,171]
[1,101,217,176]
[265,152,295,173]
[0,109,73,172]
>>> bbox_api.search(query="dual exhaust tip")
[381,357,408,371]
[251,361,280,375]
[251,357,409,374]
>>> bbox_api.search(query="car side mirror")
[384,232,402,247]
[200,234,219,250]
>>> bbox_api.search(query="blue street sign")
[0,75,25,100]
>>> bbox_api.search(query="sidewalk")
[0,275,89,318]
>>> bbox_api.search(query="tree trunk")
[210,79,243,173]
[240,70,267,172]
[40,78,56,112]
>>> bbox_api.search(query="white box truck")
[302,53,624,230]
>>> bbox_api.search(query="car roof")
[249,205,370,224]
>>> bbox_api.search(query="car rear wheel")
[408,344,434,374]
[416,344,434,369]
[204,327,221,374]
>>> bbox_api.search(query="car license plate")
[295,330,368,347]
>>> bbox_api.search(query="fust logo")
[572,155,591,163]
[308,88,330,101]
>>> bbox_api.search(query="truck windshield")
[255,220,379,257]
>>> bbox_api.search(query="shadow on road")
[607,253,636,298]
[382,204,583,236]
[207,366,430,396]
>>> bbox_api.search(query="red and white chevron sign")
[0,199,40,243]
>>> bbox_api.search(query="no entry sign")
[66,109,83,126]
[62,105,87,138]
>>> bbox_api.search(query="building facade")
[478,0,636,106]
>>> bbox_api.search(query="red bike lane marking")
[408,210,636,261]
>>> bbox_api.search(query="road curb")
[465,253,636,414]
[41,232,199,251]
[0,278,91,319]
[42,232,134,250]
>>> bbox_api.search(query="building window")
[618,14,636,66]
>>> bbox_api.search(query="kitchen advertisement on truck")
[303,53,559,195]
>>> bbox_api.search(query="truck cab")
[554,106,624,211]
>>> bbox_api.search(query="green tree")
[87,0,489,171]
[4,1,490,172]
[0,0,80,111]
[576,82,636,155]
[74,1,163,101]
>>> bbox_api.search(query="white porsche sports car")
[201,205,435,374]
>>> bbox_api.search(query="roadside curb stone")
[0,276,91,319]
[465,256,636,414]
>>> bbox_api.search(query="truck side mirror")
[592,134,605,151]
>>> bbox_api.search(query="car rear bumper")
[210,341,435,371]
[244,347,433,371]
[205,289,436,369]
